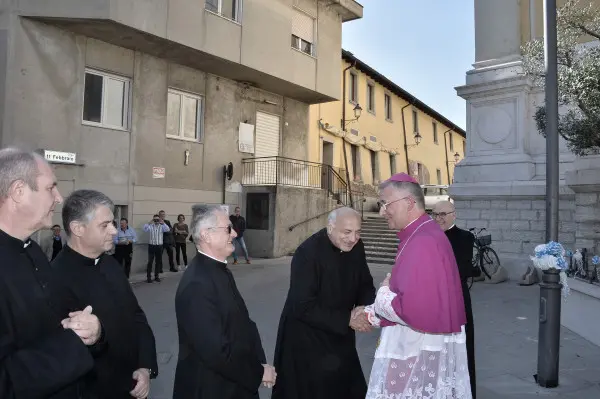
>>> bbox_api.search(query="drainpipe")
[442,128,453,184]
[341,60,356,207]
[400,103,412,174]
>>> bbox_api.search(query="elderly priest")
[272,207,376,399]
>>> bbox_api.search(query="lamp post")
[537,0,561,389]
[341,60,362,207]
[442,129,453,184]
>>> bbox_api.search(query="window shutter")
[292,9,314,43]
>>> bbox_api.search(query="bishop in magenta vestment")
[364,173,472,399]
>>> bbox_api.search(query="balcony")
[242,156,348,203]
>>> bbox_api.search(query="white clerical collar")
[447,224,456,231]
[198,250,227,264]
[23,240,31,248]
[404,217,420,230]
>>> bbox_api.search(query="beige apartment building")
[0,0,363,265]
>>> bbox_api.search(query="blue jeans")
[232,236,249,261]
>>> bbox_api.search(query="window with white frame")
[291,8,315,56]
[205,0,242,22]
[384,93,392,121]
[82,69,131,130]
[166,89,204,141]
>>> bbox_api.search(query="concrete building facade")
[0,0,363,267]
[308,50,466,210]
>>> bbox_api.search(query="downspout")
[442,128,453,184]
[341,60,356,207]
[400,103,412,174]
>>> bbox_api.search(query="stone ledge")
[567,278,600,300]
[562,278,600,347]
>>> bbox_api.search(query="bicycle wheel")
[481,247,501,278]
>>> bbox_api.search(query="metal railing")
[288,195,367,231]
[242,156,348,203]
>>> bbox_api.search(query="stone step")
[361,233,399,240]
[365,250,397,257]
[362,221,390,226]
[364,241,398,248]
[364,245,397,253]
[366,255,395,265]
[360,229,398,237]
[365,248,396,255]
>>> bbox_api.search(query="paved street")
[133,257,600,399]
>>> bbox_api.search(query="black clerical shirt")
[0,229,94,399]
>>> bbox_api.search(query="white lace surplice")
[364,286,472,399]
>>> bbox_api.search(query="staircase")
[361,215,398,265]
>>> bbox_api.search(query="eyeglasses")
[377,196,412,212]
[432,211,455,218]
[210,225,232,234]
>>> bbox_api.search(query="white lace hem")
[366,325,472,399]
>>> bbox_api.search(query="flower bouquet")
[530,241,570,297]
[592,255,600,281]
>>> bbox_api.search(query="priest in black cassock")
[49,189,158,399]
[433,200,477,399]
[0,148,101,399]
[173,204,275,399]
[272,207,376,399]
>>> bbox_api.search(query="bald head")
[433,200,456,231]
[328,207,361,225]
[433,200,455,213]
[327,207,362,252]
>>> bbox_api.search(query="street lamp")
[353,103,362,120]
[340,60,362,207]
[537,0,561,389]
[414,132,422,145]
[454,152,460,163]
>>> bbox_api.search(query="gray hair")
[190,204,222,241]
[62,189,114,236]
[379,180,426,210]
[328,207,361,226]
[0,148,46,199]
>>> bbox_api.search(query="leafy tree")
[522,0,600,155]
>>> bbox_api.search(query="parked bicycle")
[468,227,501,288]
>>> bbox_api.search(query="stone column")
[452,0,576,278]
[474,0,522,67]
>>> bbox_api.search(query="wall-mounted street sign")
[152,167,165,179]
[44,150,76,164]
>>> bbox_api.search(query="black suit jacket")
[0,230,94,399]
[49,245,158,399]
[173,252,266,399]
[445,226,477,283]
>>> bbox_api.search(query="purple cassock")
[380,173,466,333]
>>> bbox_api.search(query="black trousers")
[147,245,163,279]
[115,249,133,278]
[462,282,476,399]
[163,243,175,270]
[175,242,188,265]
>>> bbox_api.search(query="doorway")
[321,141,334,190]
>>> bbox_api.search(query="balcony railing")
[242,156,348,204]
